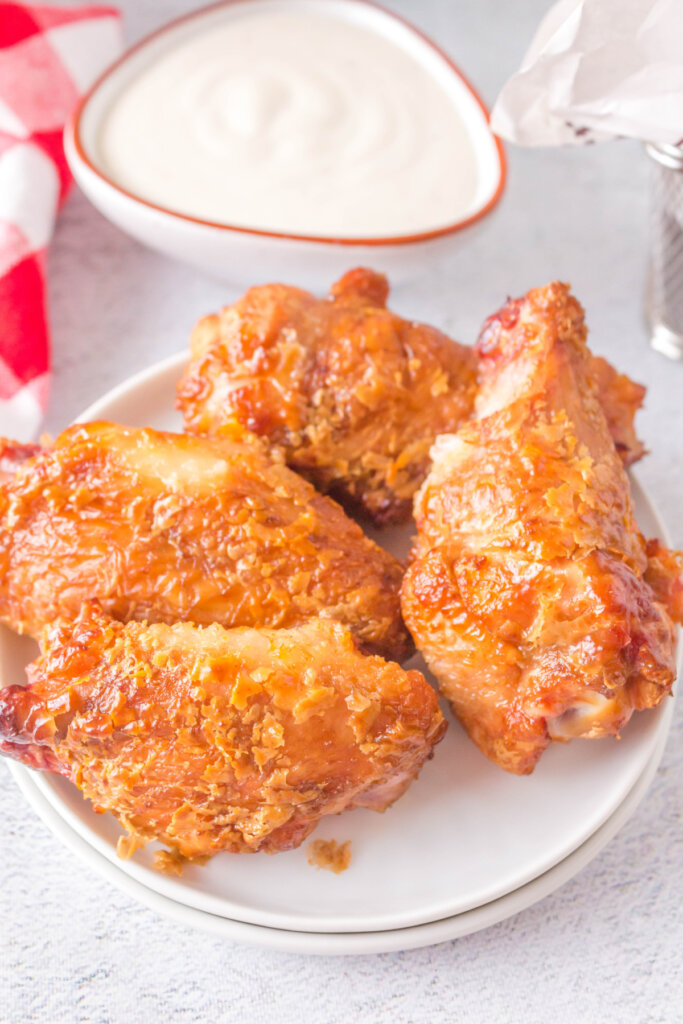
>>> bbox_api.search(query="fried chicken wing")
[401,283,680,775]
[589,355,646,466]
[178,268,645,525]
[0,422,412,659]
[0,605,445,863]
[178,268,478,524]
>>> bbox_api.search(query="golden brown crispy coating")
[401,282,680,775]
[0,440,42,484]
[0,422,412,660]
[178,267,479,524]
[589,355,645,466]
[0,606,445,862]
[178,268,646,525]
[476,297,647,468]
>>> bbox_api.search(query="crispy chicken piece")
[178,268,645,525]
[589,355,646,466]
[0,606,445,862]
[401,283,680,775]
[0,440,41,483]
[178,267,479,524]
[475,295,647,468]
[0,422,412,660]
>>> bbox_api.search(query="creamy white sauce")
[98,8,479,237]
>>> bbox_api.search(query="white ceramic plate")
[9,715,672,954]
[2,352,677,937]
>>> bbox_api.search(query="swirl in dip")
[97,5,482,238]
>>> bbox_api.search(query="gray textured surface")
[2,1,682,1021]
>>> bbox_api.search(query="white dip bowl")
[65,0,506,289]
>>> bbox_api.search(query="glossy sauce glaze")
[0,423,413,660]
[98,7,479,237]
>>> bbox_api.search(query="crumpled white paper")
[490,0,683,147]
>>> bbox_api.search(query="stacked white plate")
[3,355,677,955]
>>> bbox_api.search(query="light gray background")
[2,1,682,1021]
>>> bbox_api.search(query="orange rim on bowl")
[68,0,506,247]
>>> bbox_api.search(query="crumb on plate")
[307,839,352,874]
[154,848,210,876]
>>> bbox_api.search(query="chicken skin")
[178,268,645,526]
[0,605,445,864]
[0,422,412,660]
[178,267,479,524]
[401,283,680,775]
[589,355,645,466]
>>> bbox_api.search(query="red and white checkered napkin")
[0,3,121,440]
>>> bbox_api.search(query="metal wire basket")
[646,142,683,359]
